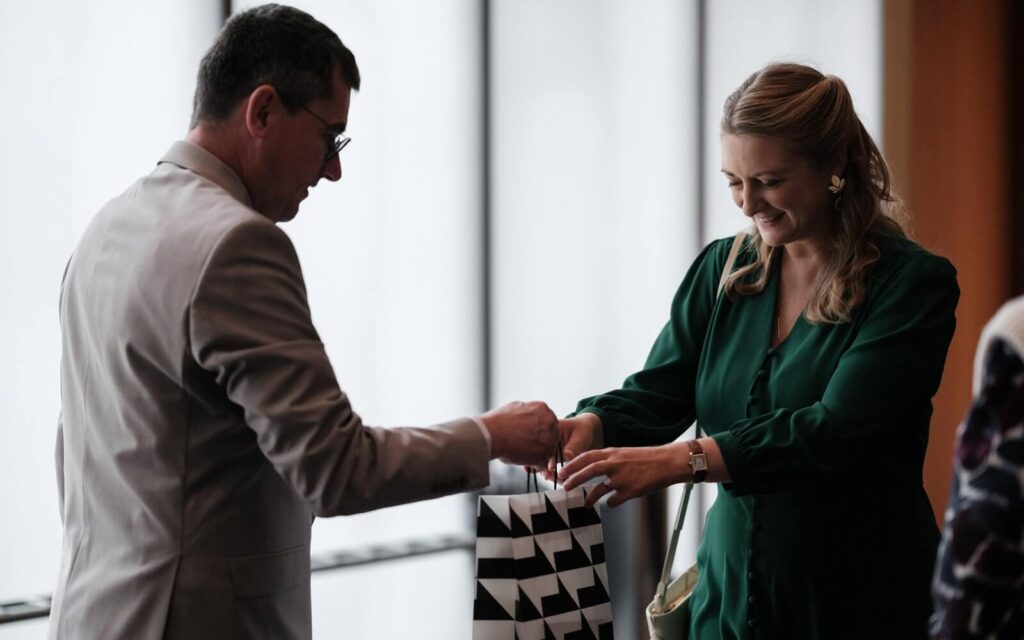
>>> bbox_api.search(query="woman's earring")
[828,175,846,210]
[827,175,846,194]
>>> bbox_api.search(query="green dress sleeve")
[572,237,734,446]
[715,249,958,494]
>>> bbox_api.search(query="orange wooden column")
[884,0,1015,522]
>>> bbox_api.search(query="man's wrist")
[470,416,492,457]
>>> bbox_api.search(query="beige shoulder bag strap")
[717,232,746,297]
[650,231,747,623]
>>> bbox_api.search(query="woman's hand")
[558,442,691,507]
[541,413,604,480]
[562,413,604,460]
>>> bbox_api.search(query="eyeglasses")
[298,104,350,162]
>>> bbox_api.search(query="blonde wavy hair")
[721,63,908,324]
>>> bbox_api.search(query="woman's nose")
[740,184,761,216]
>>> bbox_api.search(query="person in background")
[556,62,959,638]
[932,297,1024,638]
[51,5,558,639]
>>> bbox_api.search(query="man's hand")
[478,401,559,467]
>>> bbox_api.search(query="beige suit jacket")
[50,141,490,639]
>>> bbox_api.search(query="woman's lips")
[754,212,784,224]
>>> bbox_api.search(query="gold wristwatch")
[686,439,708,483]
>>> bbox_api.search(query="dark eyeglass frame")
[298,104,350,161]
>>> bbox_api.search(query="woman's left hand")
[558,443,691,507]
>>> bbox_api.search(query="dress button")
[747,571,756,580]
[748,548,755,558]
[755,370,767,380]
[748,595,756,604]
[747,396,756,404]
[747,619,757,628]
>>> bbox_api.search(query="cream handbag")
[646,233,745,639]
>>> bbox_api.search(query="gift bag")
[473,485,614,639]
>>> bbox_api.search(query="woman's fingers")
[560,445,680,507]
[605,485,632,508]
[583,478,613,507]
[541,462,555,482]
[560,452,612,491]
[559,448,605,479]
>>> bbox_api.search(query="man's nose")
[321,154,342,182]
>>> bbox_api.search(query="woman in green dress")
[558,63,958,639]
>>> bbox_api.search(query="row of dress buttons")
[748,354,773,416]
[746,352,773,636]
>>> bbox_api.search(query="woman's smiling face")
[721,133,836,251]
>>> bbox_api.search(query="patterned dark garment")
[932,337,1024,639]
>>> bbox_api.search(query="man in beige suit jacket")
[51,5,559,639]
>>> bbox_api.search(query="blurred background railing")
[0,535,477,626]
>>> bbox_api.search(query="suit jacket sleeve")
[188,218,489,516]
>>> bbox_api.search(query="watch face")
[692,454,708,472]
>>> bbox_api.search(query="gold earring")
[827,175,846,194]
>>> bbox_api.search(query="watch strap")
[686,439,708,483]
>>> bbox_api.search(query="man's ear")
[243,84,278,139]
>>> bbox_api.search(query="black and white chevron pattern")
[473,487,614,639]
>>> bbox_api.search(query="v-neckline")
[766,255,804,351]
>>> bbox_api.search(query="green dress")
[575,235,958,639]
